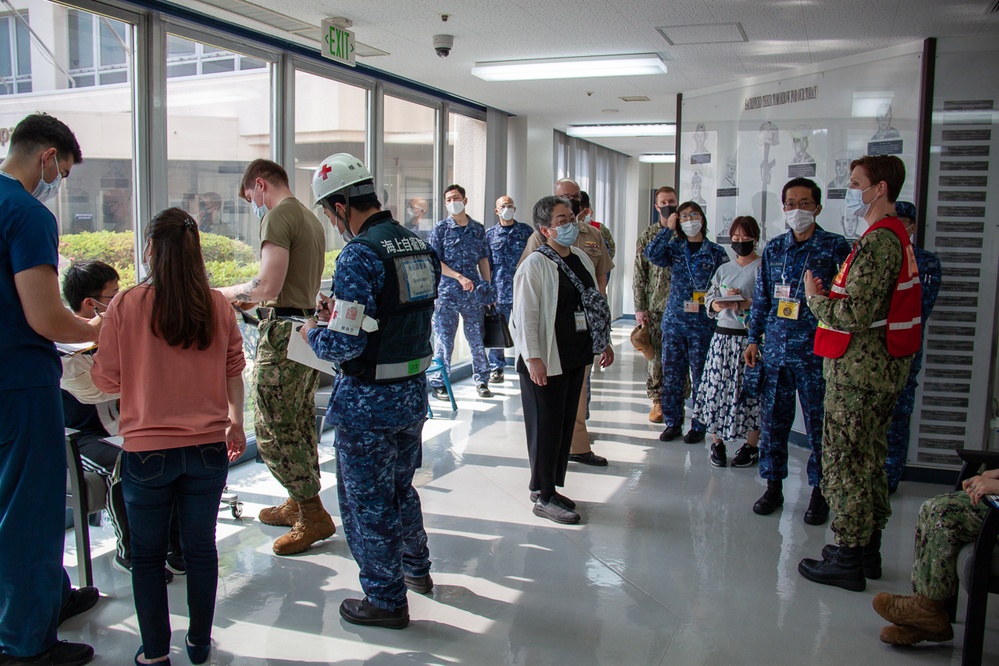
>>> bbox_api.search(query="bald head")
[554,178,580,201]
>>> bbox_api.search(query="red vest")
[814,216,922,359]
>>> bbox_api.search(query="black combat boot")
[798,545,866,591]
[821,530,882,579]
[752,480,783,515]
[803,486,829,525]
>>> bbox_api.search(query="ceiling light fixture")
[567,123,676,138]
[638,154,677,163]
[471,53,667,81]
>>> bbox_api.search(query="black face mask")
[568,198,582,217]
[658,204,676,220]
[731,240,755,257]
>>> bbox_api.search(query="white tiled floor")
[62,327,999,665]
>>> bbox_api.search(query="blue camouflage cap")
[895,201,916,221]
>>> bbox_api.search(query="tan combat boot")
[258,498,300,527]
[649,401,663,423]
[272,496,336,555]
[872,593,953,643]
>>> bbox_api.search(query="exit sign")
[321,19,355,67]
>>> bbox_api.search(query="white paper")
[286,324,336,375]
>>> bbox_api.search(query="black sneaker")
[3,641,94,665]
[113,554,174,584]
[339,597,409,629]
[489,369,504,384]
[731,444,760,468]
[166,552,186,575]
[709,442,727,467]
[58,587,99,626]
[476,384,493,398]
[430,385,450,401]
[530,491,576,509]
[532,498,581,524]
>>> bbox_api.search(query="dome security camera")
[433,34,454,58]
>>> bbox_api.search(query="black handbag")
[483,305,514,348]
[536,244,611,354]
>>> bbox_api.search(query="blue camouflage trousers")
[885,378,917,491]
[757,357,826,487]
[660,325,713,432]
[488,302,512,372]
[335,420,431,611]
[431,296,489,386]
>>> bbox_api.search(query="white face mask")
[32,158,62,203]
[250,184,268,220]
[681,220,701,237]
[784,209,815,234]
[845,185,876,218]
[446,200,465,216]
[581,213,592,225]
[498,206,515,221]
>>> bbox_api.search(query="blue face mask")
[250,183,268,220]
[32,158,62,203]
[845,185,875,218]
[551,221,579,247]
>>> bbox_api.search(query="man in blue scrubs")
[0,114,100,665]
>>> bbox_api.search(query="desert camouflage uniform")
[255,320,321,500]
[807,227,912,547]
[911,490,991,599]
[633,224,671,401]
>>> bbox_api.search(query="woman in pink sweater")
[92,207,245,666]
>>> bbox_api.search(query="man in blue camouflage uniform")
[744,178,851,524]
[302,153,441,629]
[884,201,942,493]
[485,194,532,384]
[428,184,493,398]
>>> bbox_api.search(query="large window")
[67,9,130,87]
[384,94,436,239]
[446,112,487,224]
[166,35,266,79]
[292,68,367,259]
[0,13,31,94]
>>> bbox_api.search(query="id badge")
[574,310,588,332]
[774,283,792,299]
[684,300,700,313]
[777,299,800,320]
[692,290,707,305]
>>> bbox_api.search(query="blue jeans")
[121,443,228,660]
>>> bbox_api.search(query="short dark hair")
[675,200,707,240]
[579,190,591,209]
[63,260,119,313]
[444,183,465,199]
[10,113,83,164]
[851,155,906,203]
[781,177,821,207]
[533,196,571,230]
[730,215,761,241]
[654,186,677,199]
[240,159,289,198]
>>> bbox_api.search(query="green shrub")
[201,232,257,264]
[59,230,135,267]
[205,260,261,288]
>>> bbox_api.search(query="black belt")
[715,326,748,337]
[273,307,313,317]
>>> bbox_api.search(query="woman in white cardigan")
[511,196,614,525]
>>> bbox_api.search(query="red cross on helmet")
[311,153,374,206]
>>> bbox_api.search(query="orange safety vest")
[814,216,921,359]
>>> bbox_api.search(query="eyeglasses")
[783,201,816,211]
[678,212,702,221]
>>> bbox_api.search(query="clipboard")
[712,294,745,303]
[286,323,336,375]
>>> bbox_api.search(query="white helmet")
[311,153,375,206]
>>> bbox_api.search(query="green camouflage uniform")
[254,319,322,501]
[633,224,672,400]
[911,491,990,600]
[807,228,912,547]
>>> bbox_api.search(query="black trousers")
[518,364,586,501]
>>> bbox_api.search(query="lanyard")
[684,242,711,292]
[780,246,811,298]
